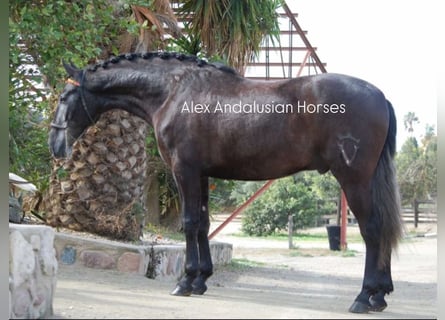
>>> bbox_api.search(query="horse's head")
[48,62,98,158]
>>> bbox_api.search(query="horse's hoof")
[192,282,207,295]
[369,295,387,312]
[349,301,371,313]
[170,284,192,296]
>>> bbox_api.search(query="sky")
[250,0,439,150]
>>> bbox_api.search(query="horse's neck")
[91,66,173,124]
[90,60,240,123]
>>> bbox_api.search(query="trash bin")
[326,225,341,251]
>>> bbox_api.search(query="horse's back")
[157,72,391,181]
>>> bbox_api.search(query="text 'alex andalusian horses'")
[48,52,403,313]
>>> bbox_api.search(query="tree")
[403,111,419,135]
[10,0,283,239]
[420,125,437,199]
[168,0,283,227]
[241,173,337,237]
[395,124,437,205]
[10,0,180,240]
[127,1,183,230]
[174,0,281,73]
[9,0,122,191]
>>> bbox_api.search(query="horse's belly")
[204,152,321,180]
[207,169,300,181]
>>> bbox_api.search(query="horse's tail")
[369,100,404,269]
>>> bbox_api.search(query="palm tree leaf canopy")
[177,0,281,73]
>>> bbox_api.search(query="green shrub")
[241,174,335,236]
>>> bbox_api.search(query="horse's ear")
[62,60,81,79]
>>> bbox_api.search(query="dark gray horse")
[48,52,403,313]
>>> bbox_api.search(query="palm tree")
[44,0,282,240]
[403,112,419,135]
[176,0,281,74]
[45,0,181,240]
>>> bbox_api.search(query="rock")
[10,231,35,288]
[12,285,32,318]
[117,252,142,273]
[9,196,23,223]
[30,234,41,251]
[80,250,115,269]
[60,246,77,265]
[9,224,58,319]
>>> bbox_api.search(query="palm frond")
[131,0,183,51]
[177,0,281,73]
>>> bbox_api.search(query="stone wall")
[9,224,232,319]
[9,224,58,319]
[54,232,232,280]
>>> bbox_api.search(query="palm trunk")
[44,110,148,240]
[43,0,182,240]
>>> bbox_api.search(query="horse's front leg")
[191,176,213,294]
[170,168,202,296]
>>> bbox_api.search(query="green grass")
[231,230,364,244]
[341,249,358,257]
[228,258,267,270]
[143,224,185,242]
[231,231,325,241]
[288,247,359,258]
[222,250,358,274]
[144,223,366,245]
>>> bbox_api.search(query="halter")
[50,70,95,130]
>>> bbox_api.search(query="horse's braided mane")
[86,51,238,75]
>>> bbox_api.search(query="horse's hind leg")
[349,245,393,313]
[349,233,393,313]
[191,176,213,295]
[170,167,202,296]
[340,182,394,313]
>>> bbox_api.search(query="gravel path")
[51,215,437,319]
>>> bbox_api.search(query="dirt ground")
[51,216,437,319]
